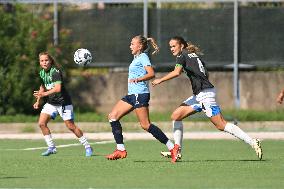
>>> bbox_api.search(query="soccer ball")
[74,48,92,66]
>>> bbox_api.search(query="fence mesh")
[19,3,284,69]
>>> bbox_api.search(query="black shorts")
[121,93,150,108]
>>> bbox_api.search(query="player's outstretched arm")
[152,66,183,87]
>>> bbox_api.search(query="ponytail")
[135,35,160,56]
[171,36,203,55]
[186,42,203,55]
[147,37,159,55]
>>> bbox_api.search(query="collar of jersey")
[43,67,52,73]
[134,52,144,59]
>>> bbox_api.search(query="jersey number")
[197,58,206,76]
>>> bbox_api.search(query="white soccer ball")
[74,48,92,66]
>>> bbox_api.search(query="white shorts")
[41,103,74,121]
[183,88,221,117]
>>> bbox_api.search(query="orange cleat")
[106,149,127,160]
[170,144,180,163]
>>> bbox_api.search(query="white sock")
[44,134,55,148]
[79,136,91,149]
[173,121,183,152]
[166,140,174,151]
[224,123,253,146]
[117,144,125,151]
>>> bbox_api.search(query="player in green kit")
[33,52,93,157]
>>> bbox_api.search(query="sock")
[79,136,91,149]
[110,120,124,144]
[173,121,183,151]
[117,144,125,151]
[166,140,175,151]
[148,124,169,144]
[44,134,55,149]
[224,122,253,146]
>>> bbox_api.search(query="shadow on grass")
[133,159,267,163]
[180,159,266,163]
[0,176,27,179]
[93,153,108,157]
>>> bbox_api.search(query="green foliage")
[2,109,284,122]
[0,4,76,115]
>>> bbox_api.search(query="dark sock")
[148,124,169,144]
[110,120,123,144]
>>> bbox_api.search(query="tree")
[0,4,76,115]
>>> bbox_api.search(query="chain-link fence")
[1,0,283,69]
[58,2,284,69]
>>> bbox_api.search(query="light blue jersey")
[128,53,151,95]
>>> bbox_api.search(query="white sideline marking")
[1,140,114,151]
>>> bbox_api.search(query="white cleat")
[161,151,182,160]
[252,139,263,160]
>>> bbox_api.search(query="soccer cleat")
[252,139,263,160]
[105,149,127,160]
[161,151,182,159]
[85,147,93,157]
[170,144,181,163]
[41,147,57,156]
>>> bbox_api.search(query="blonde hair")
[134,35,160,55]
[186,42,203,55]
[38,52,60,68]
[171,36,203,55]
[147,37,159,55]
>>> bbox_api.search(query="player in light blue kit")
[105,35,180,163]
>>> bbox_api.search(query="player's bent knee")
[140,123,150,131]
[38,122,47,128]
[67,126,76,132]
[65,123,76,131]
[171,113,181,121]
[108,113,118,121]
[215,124,225,131]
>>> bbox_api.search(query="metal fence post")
[53,1,58,46]
[233,0,240,108]
[143,0,148,37]
[156,0,161,45]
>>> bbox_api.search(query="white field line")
[1,140,114,151]
[1,132,284,151]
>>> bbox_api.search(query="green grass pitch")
[0,139,283,189]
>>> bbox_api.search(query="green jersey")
[39,66,72,106]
